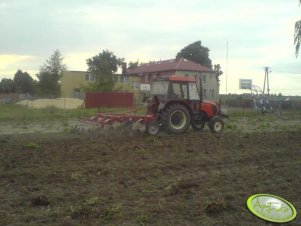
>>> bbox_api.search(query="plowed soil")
[0,112,301,225]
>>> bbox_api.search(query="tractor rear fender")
[160,100,192,114]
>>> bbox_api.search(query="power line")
[271,70,300,74]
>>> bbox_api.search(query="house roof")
[127,58,212,75]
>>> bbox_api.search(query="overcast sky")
[0,0,300,95]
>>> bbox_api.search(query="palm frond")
[294,20,301,57]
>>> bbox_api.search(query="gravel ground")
[16,98,84,109]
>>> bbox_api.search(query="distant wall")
[85,92,134,108]
[0,93,30,104]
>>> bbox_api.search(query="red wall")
[85,92,134,108]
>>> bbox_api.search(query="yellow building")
[60,71,91,99]
[60,71,141,103]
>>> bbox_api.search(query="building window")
[132,81,140,90]
[73,88,81,99]
[211,89,215,99]
[202,74,207,83]
[144,75,150,83]
[151,74,157,80]
[120,76,129,84]
[203,89,207,98]
[85,73,95,82]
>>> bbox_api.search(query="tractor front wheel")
[208,116,224,133]
[163,104,191,134]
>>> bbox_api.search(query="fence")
[221,98,301,110]
[85,92,134,108]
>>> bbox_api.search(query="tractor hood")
[202,99,218,106]
[202,99,228,118]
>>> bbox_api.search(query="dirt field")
[0,111,301,226]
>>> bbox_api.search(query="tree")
[176,41,212,68]
[0,78,15,93]
[128,60,140,70]
[86,50,124,91]
[37,49,67,97]
[213,64,223,85]
[295,0,301,57]
[13,70,34,94]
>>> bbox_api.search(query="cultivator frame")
[71,109,158,135]
[83,112,156,128]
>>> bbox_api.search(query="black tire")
[146,121,160,136]
[191,121,205,131]
[208,116,224,133]
[162,104,191,134]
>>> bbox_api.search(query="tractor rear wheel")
[208,116,224,133]
[162,104,191,134]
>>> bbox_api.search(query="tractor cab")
[150,76,200,100]
[149,76,202,113]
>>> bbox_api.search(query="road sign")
[239,79,252,89]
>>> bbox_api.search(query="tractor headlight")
[220,108,228,118]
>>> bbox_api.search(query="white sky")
[0,0,300,95]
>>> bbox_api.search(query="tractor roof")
[155,76,196,82]
[127,58,212,75]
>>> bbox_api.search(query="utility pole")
[226,41,228,94]
[263,67,271,95]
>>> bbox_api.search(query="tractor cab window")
[188,82,200,100]
[169,82,188,99]
[151,81,169,95]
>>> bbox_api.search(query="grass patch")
[69,197,121,221]
[204,198,227,216]
[225,123,238,131]
[226,108,258,118]
[0,104,141,122]
[257,121,270,130]
[24,142,40,150]
[137,214,153,225]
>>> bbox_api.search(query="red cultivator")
[70,107,158,135]
[85,112,155,128]
[71,76,225,136]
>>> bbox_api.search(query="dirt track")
[0,112,301,225]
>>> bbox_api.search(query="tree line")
[0,50,66,97]
[0,41,223,96]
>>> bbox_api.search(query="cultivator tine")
[119,120,132,130]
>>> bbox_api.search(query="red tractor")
[145,76,225,135]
